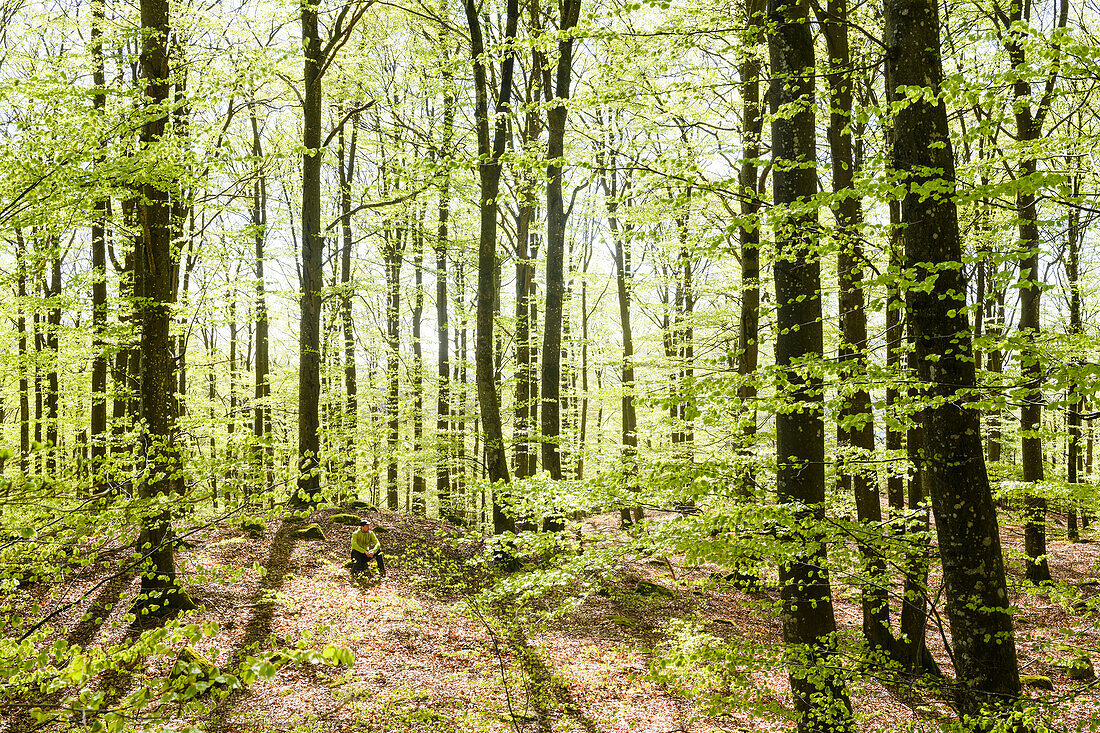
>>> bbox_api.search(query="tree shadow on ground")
[206,516,301,732]
[508,627,600,733]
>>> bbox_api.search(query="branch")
[322,101,376,149]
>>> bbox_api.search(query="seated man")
[350,520,386,576]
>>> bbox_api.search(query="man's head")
[360,520,372,531]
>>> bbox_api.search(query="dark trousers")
[352,549,385,575]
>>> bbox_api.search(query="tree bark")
[1002,0,1066,585]
[885,0,1023,714]
[252,108,273,492]
[769,0,853,726]
[1067,173,1082,541]
[338,119,358,500]
[599,123,642,526]
[16,229,28,475]
[436,70,455,518]
[90,0,108,484]
[298,1,324,502]
[412,210,426,515]
[540,0,582,528]
[464,0,519,532]
[135,0,188,614]
[820,0,890,654]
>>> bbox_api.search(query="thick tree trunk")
[885,0,1023,714]
[135,0,188,614]
[297,1,323,502]
[769,0,853,727]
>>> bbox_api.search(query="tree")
[134,0,190,614]
[539,0,583,523]
[885,0,1024,717]
[464,0,520,522]
[769,0,853,726]
[297,1,368,503]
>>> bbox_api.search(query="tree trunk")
[769,0,853,727]
[885,0,1023,714]
[599,127,641,526]
[338,120,358,501]
[1067,173,1083,541]
[412,210,426,515]
[135,0,188,614]
[297,0,324,503]
[16,230,28,475]
[735,0,764,499]
[464,0,519,532]
[1003,0,1066,585]
[540,0,582,515]
[90,0,109,484]
[436,71,454,518]
[384,222,405,511]
[820,0,890,654]
[252,108,273,492]
[514,84,541,482]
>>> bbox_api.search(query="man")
[350,520,386,576]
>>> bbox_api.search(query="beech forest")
[2,0,1100,730]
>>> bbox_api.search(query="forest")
[2,0,1100,729]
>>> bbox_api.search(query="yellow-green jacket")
[351,529,380,554]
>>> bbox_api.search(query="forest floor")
[5,506,1100,733]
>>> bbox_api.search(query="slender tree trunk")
[384,223,405,511]
[252,109,273,492]
[204,330,219,508]
[16,230,28,475]
[769,0,853,726]
[44,241,61,476]
[885,0,1023,714]
[1067,174,1083,541]
[412,211,426,515]
[464,0,518,532]
[820,0,890,654]
[600,131,641,525]
[540,0,581,485]
[90,0,109,484]
[514,88,541,482]
[1003,0,1066,585]
[338,121,358,499]
[436,72,454,518]
[735,1,764,498]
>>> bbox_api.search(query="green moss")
[329,513,362,526]
[635,579,675,599]
[609,615,639,628]
[295,523,326,541]
[1019,674,1053,690]
[1056,654,1095,680]
[239,518,267,538]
